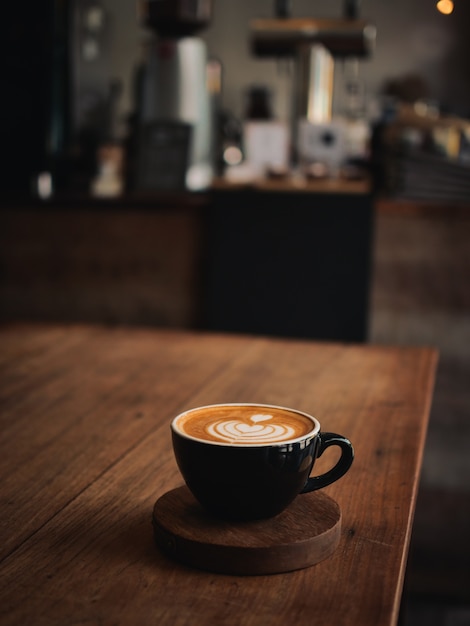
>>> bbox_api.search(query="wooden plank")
[0,326,253,561]
[0,325,109,409]
[0,324,95,373]
[0,208,202,326]
[212,176,372,195]
[375,197,470,217]
[153,486,342,575]
[0,327,437,626]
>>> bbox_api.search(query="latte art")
[174,404,316,445]
[208,414,296,443]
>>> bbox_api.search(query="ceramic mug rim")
[171,402,320,447]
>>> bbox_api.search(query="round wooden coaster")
[152,486,341,575]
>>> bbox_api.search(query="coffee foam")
[173,404,317,445]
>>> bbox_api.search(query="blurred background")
[0,1,469,624]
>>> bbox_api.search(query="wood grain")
[0,208,202,326]
[153,486,341,575]
[0,324,438,626]
[212,176,371,195]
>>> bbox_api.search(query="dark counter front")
[201,186,374,342]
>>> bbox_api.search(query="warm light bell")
[436,0,454,15]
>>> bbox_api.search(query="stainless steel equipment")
[136,0,214,190]
[249,1,376,168]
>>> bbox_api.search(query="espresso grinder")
[135,0,214,191]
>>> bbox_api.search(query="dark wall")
[1,1,70,193]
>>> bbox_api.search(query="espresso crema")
[173,404,316,445]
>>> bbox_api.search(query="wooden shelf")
[212,175,372,195]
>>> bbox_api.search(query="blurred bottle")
[245,86,273,120]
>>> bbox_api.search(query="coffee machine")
[250,0,376,172]
[135,0,215,191]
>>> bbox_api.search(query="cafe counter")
[0,178,373,342]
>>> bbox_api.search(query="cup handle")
[301,432,354,492]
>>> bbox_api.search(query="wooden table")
[0,324,437,626]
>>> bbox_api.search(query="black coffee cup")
[171,403,354,521]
